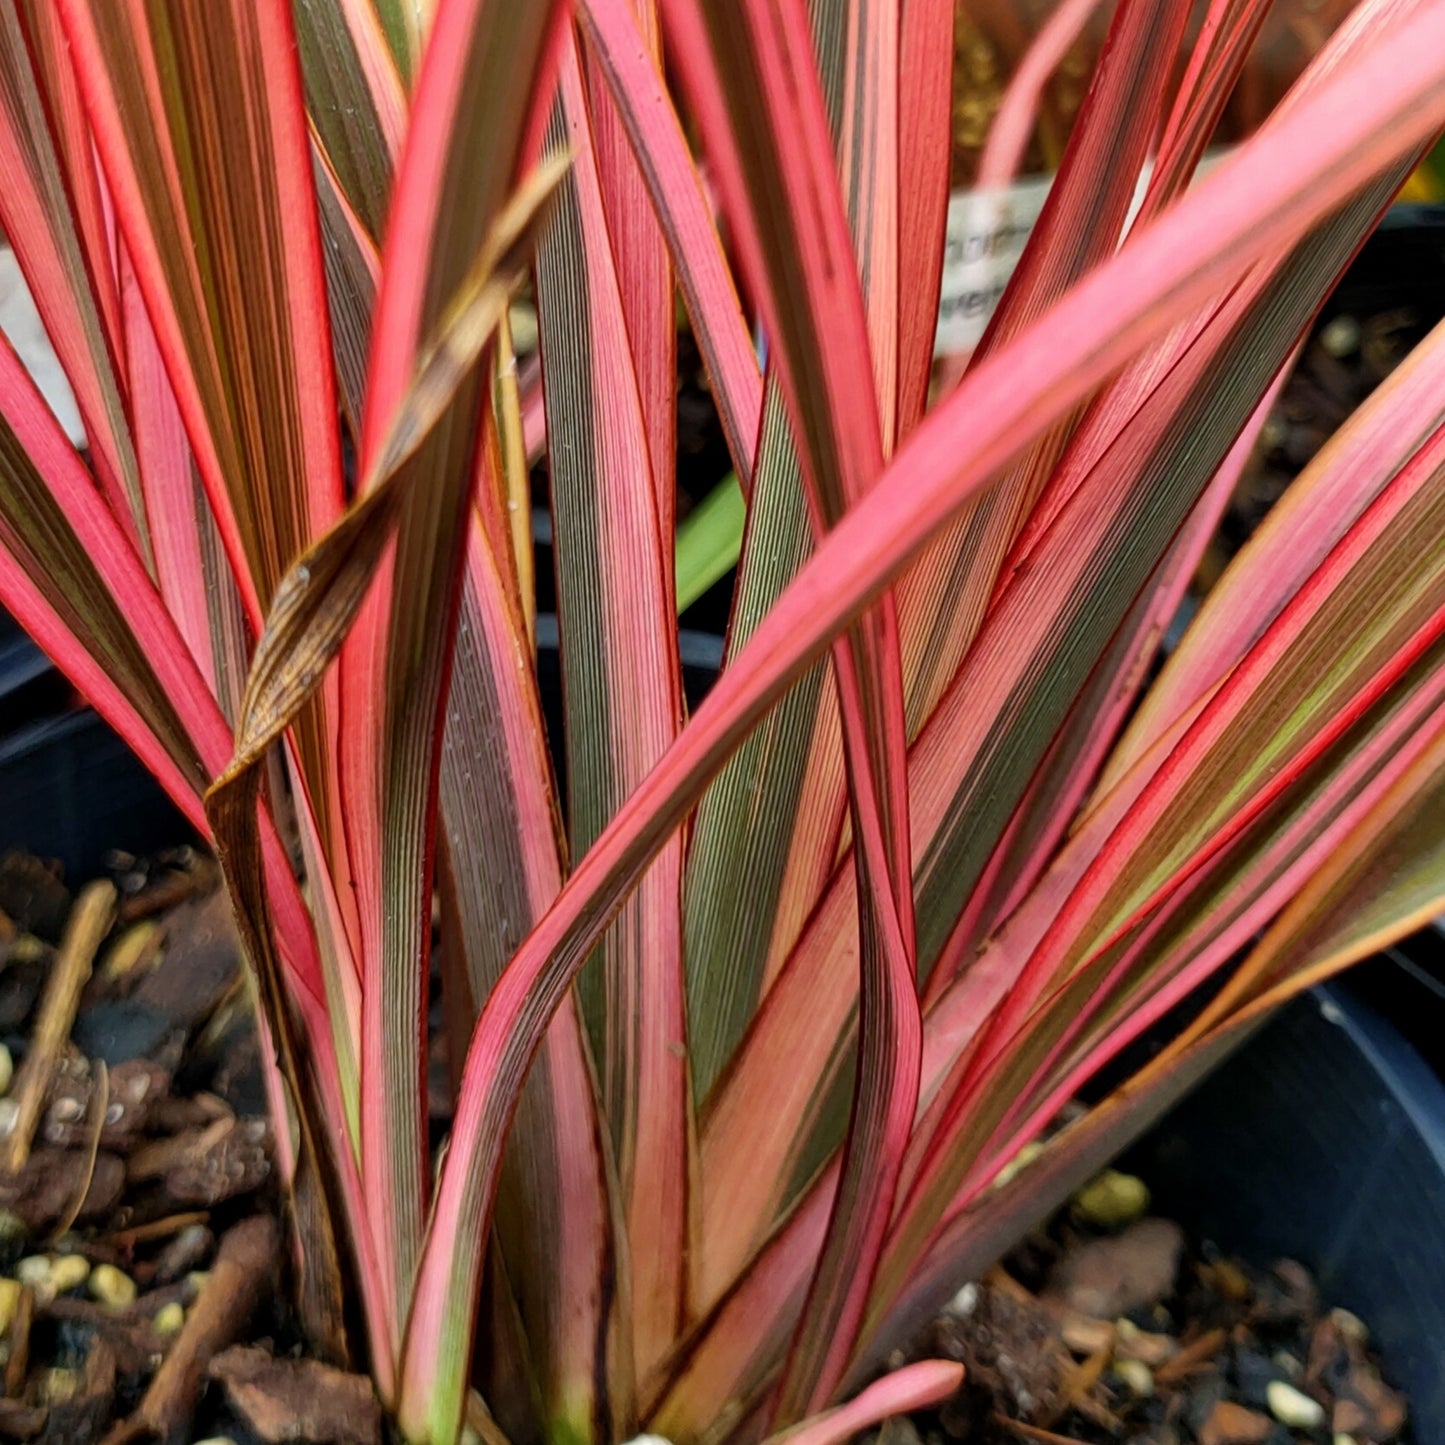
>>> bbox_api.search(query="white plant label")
[0,248,85,446]
[934,175,1053,357]
[935,152,1226,358]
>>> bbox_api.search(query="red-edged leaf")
[853,1019,1252,1380]
[344,0,567,1409]
[0,324,377,1366]
[882,408,1445,1313]
[59,0,346,620]
[1131,0,1273,226]
[926,359,1290,991]
[121,246,249,718]
[0,1,145,552]
[975,0,1104,190]
[895,0,955,441]
[293,0,406,241]
[897,0,1195,735]
[766,1362,964,1445]
[1105,314,1445,791]
[1202,713,1445,1022]
[696,171,1371,1295]
[15,0,124,360]
[440,508,615,1445]
[581,0,677,590]
[663,2,919,1416]
[577,0,762,486]
[649,1165,838,1436]
[536,30,687,1394]
[59,0,356,1003]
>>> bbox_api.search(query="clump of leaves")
[1,2,1444,1444]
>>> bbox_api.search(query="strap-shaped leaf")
[195,145,564,1404]
[0,1,145,554]
[1203,718,1445,1022]
[337,5,567,1342]
[293,0,405,241]
[313,146,382,435]
[856,1019,1251,1381]
[925,361,1288,991]
[0,307,367,1369]
[881,410,1445,1317]
[1106,313,1445,790]
[439,508,615,1445]
[648,1165,837,1437]
[582,0,676,594]
[536,30,686,1394]
[664,1,920,1416]
[59,0,354,977]
[15,0,124,361]
[896,0,1195,736]
[895,0,954,441]
[578,0,762,487]
[60,0,346,618]
[695,174,1385,1295]
[684,382,838,1106]
[122,245,249,721]
[765,1362,963,1445]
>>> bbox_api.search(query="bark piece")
[209,1345,382,1445]
[3,883,115,1172]
[0,1148,124,1233]
[42,1061,170,1152]
[131,891,239,1033]
[100,1214,277,1445]
[1047,1219,1184,1320]
[126,1116,271,1209]
[0,855,70,942]
[1199,1399,1274,1445]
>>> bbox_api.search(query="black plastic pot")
[0,207,1442,1438]
[1128,979,1445,1444]
[1318,203,1445,329]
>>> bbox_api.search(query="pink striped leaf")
[534,30,687,1396]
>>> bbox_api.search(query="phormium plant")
[1,0,1444,1442]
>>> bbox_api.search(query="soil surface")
[0,848,381,1445]
[876,1170,1409,1445]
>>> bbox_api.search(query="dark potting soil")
[874,1175,1409,1445]
[0,848,382,1445]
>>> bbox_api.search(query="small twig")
[2,881,115,1173]
[117,866,213,925]
[6,1285,32,1398]
[100,1211,210,1251]
[101,1214,278,1445]
[1154,1327,1228,1385]
[126,1117,233,1184]
[1044,1345,1112,1430]
[993,1413,1096,1445]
